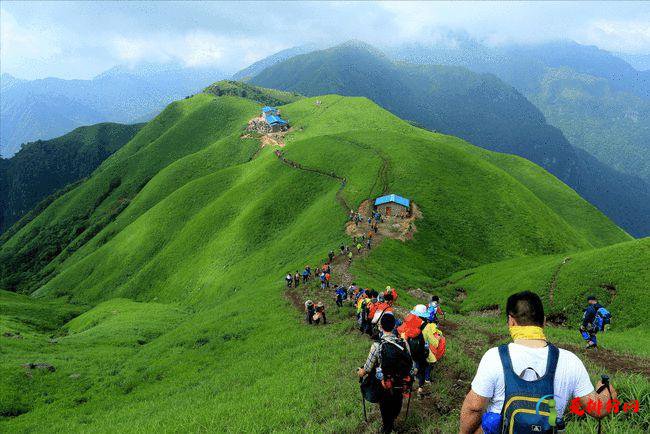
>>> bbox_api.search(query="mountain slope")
[441,237,650,330]
[0,64,226,157]
[232,44,318,81]
[0,88,632,432]
[250,42,650,236]
[0,123,143,233]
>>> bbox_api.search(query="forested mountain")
[250,42,650,236]
[0,64,226,157]
[0,122,142,233]
[388,39,650,184]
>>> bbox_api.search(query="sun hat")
[410,304,429,318]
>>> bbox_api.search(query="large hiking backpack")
[407,333,427,363]
[498,344,560,434]
[596,307,612,330]
[379,337,413,388]
[430,332,446,361]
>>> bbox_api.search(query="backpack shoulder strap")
[545,344,560,380]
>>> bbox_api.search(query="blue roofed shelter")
[262,106,289,132]
[374,194,411,217]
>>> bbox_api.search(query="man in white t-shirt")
[459,291,617,433]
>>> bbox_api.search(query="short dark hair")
[431,295,440,302]
[587,295,597,301]
[380,313,396,332]
[506,291,545,327]
[384,292,394,302]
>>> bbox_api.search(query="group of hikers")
[284,239,617,433]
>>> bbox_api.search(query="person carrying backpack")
[305,300,315,325]
[421,320,446,383]
[398,304,430,395]
[294,271,300,288]
[313,302,327,325]
[427,295,445,324]
[580,295,610,349]
[459,291,617,434]
[328,250,335,262]
[358,314,414,433]
[335,285,346,307]
[285,272,293,288]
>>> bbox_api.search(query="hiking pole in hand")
[596,374,611,434]
[359,372,368,423]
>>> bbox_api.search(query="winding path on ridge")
[272,143,650,431]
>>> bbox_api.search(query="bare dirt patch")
[346,199,421,242]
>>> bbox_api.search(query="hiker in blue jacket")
[581,295,610,349]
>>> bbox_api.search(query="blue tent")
[374,194,410,208]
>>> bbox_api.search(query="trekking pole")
[596,374,611,434]
[359,374,368,423]
[403,381,413,424]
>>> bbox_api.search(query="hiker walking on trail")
[358,314,414,433]
[285,272,293,288]
[325,272,331,288]
[347,250,353,263]
[356,242,363,253]
[329,250,335,263]
[398,304,430,396]
[335,285,346,307]
[366,238,372,250]
[427,296,445,324]
[459,291,617,434]
[580,295,610,349]
[294,271,300,288]
[314,302,327,325]
[421,320,445,384]
[305,300,315,325]
[320,272,327,290]
[302,268,309,284]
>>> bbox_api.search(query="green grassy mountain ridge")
[0,85,640,432]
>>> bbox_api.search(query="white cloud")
[110,31,286,70]
[580,20,650,54]
[0,8,63,67]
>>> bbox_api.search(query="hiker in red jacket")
[398,305,430,395]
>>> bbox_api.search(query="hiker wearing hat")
[313,302,327,325]
[398,304,430,395]
[460,291,616,434]
[305,300,315,325]
[581,295,611,349]
[358,314,414,433]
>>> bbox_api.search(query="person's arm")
[459,390,489,434]
[579,380,617,419]
[358,343,379,377]
[582,307,595,328]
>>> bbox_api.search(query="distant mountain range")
[0,122,142,233]
[0,64,227,157]
[248,41,650,237]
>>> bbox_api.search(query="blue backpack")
[596,307,612,330]
[498,344,560,434]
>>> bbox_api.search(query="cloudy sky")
[2,1,650,80]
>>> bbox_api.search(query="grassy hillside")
[0,122,143,234]
[440,238,650,330]
[0,90,637,432]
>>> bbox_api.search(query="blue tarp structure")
[374,194,410,208]
[262,106,277,114]
[265,114,288,126]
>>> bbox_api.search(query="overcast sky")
[2,1,650,80]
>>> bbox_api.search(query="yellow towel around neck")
[509,325,546,341]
